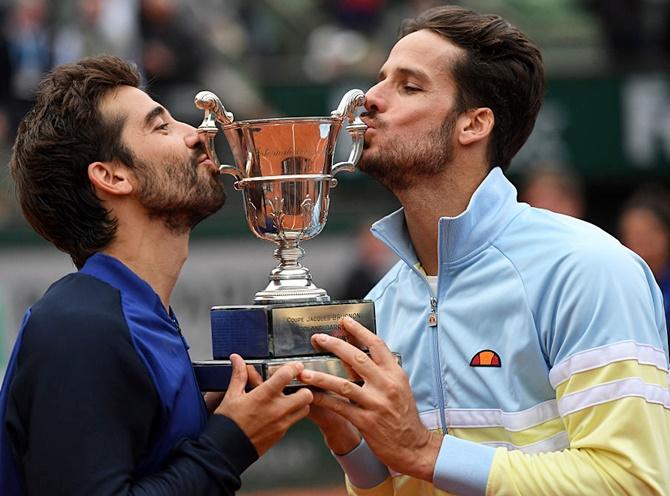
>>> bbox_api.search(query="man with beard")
[299,6,670,495]
[0,56,313,495]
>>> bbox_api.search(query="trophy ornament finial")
[194,91,246,180]
[194,91,234,127]
[331,89,365,122]
[331,89,367,177]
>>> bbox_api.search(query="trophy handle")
[331,89,367,179]
[194,91,245,181]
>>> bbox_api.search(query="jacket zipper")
[428,293,448,433]
[428,297,438,327]
[371,226,449,432]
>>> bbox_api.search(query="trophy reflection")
[192,89,380,390]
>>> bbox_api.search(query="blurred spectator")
[518,165,585,219]
[140,0,212,116]
[301,0,443,85]
[0,0,51,140]
[53,0,140,65]
[191,1,274,120]
[582,0,670,69]
[618,185,670,348]
[331,0,386,32]
[337,222,396,300]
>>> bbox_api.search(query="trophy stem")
[274,240,304,270]
[254,240,330,304]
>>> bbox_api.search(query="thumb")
[224,354,248,399]
[203,391,225,414]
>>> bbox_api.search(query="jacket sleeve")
[334,440,393,495]
[436,244,670,495]
[5,304,257,496]
[477,245,670,496]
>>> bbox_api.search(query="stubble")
[359,111,457,192]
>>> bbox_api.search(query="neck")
[103,220,189,311]
[396,163,489,276]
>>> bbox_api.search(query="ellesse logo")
[470,350,501,367]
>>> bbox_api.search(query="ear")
[88,161,134,196]
[458,107,494,146]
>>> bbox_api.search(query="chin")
[358,150,381,172]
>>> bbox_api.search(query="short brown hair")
[10,56,141,268]
[401,6,545,171]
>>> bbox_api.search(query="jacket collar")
[79,252,176,324]
[371,167,525,268]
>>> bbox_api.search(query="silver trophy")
[192,90,383,390]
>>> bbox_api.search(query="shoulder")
[22,272,131,358]
[497,207,646,282]
[14,272,156,400]
[505,206,615,248]
[500,210,665,362]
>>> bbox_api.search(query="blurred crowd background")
[0,0,670,493]
[0,0,670,236]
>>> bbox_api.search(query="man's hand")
[203,363,259,414]
[214,354,313,456]
[203,391,224,415]
[298,317,442,482]
[308,402,362,456]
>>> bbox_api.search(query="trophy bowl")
[195,89,366,304]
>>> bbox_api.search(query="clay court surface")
[243,487,346,496]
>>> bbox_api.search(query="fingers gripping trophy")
[192,89,382,390]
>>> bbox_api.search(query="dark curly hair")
[401,6,545,171]
[10,56,141,268]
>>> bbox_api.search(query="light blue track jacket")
[336,167,670,495]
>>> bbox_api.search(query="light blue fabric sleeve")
[433,435,496,495]
[334,439,390,489]
[537,240,667,365]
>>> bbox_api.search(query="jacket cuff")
[433,435,495,495]
[334,438,390,489]
[202,415,258,475]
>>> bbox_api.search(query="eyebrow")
[377,66,430,82]
[143,105,167,129]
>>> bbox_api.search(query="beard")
[359,111,457,192]
[133,151,226,233]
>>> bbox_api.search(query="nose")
[182,123,203,150]
[364,81,385,114]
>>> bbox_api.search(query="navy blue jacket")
[0,253,257,494]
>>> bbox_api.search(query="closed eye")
[403,85,421,94]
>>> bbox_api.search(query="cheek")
[395,108,445,134]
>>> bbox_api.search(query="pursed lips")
[361,114,383,131]
[360,118,380,145]
[361,115,374,129]
[197,153,218,173]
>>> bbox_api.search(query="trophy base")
[210,299,376,359]
[193,299,377,391]
[194,355,355,391]
[193,353,402,391]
